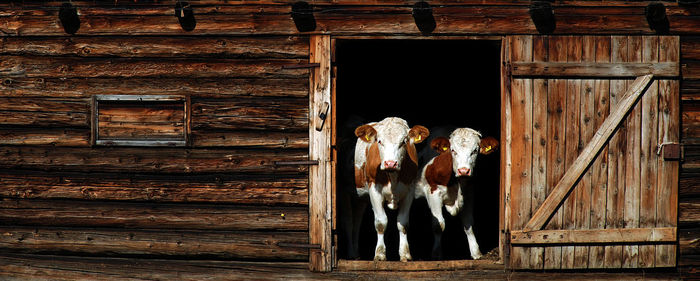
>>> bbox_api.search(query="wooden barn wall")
[0,0,699,272]
[0,32,312,261]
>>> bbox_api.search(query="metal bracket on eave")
[282,63,320,69]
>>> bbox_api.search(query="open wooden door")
[503,35,680,269]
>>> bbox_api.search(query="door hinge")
[658,142,682,161]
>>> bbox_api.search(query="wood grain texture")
[191,97,308,131]
[0,171,308,205]
[308,34,332,272]
[0,36,309,58]
[0,56,308,78]
[511,62,678,78]
[0,226,308,260]
[0,198,308,231]
[588,35,611,269]
[509,35,533,269]
[511,227,676,244]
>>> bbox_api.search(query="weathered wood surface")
[510,227,676,245]
[0,198,308,231]
[0,36,308,58]
[0,253,690,281]
[0,56,308,78]
[0,128,89,146]
[192,131,308,148]
[192,97,308,131]
[97,101,186,140]
[0,146,308,173]
[308,34,332,272]
[0,171,308,205]
[511,62,679,78]
[1,5,699,36]
[0,77,308,98]
[337,260,503,271]
[0,226,308,260]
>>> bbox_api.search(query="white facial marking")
[374,117,410,170]
[449,128,482,177]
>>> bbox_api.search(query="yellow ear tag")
[415,135,422,142]
[365,135,370,141]
[442,147,448,151]
[485,146,492,152]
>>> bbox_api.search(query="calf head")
[431,128,499,177]
[356,117,429,171]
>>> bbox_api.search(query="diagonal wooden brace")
[522,74,655,232]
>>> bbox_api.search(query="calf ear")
[430,137,451,154]
[408,125,430,144]
[355,124,377,143]
[479,136,500,155]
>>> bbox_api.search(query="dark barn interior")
[335,40,502,261]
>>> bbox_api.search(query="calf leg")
[397,193,413,262]
[369,185,388,261]
[460,190,482,260]
[427,192,446,260]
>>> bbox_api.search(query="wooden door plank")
[309,34,332,272]
[509,35,533,269]
[622,35,642,269]
[510,227,676,244]
[561,35,582,269]
[639,35,659,268]
[510,62,679,77]
[529,35,549,270]
[588,35,611,269]
[523,73,654,233]
[500,36,511,266]
[604,35,628,269]
[544,35,567,270]
[573,35,596,269]
[656,36,680,268]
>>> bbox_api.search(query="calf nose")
[458,168,471,176]
[384,160,398,169]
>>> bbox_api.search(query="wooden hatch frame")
[309,35,506,272]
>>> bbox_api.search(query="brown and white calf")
[414,127,498,260]
[345,117,429,261]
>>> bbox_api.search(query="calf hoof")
[374,245,386,261]
[400,253,413,262]
[471,253,483,260]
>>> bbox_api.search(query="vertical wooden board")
[500,36,510,265]
[639,35,659,269]
[309,34,332,272]
[656,36,679,268]
[330,38,338,268]
[561,35,582,270]
[622,36,642,269]
[544,35,566,270]
[529,36,548,270]
[509,35,533,269]
[574,35,595,269]
[589,35,611,269]
[604,35,627,269]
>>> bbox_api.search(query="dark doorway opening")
[335,39,501,261]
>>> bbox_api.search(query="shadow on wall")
[335,39,502,261]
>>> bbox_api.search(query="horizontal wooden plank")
[336,260,503,271]
[511,62,679,77]
[0,56,308,78]
[0,97,88,112]
[192,131,308,148]
[1,6,698,36]
[0,36,309,58]
[680,202,700,226]
[0,77,308,98]
[0,146,308,174]
[679,227,700,255]
[0,111,89,127]
[0,226,308,260]
[684,60,700,80]
[192,98,308,131]
[0,171,308,205]
[510,227,677,245]
[0,128,90,146]
[682,37,700,61]
[0,198,307,231]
